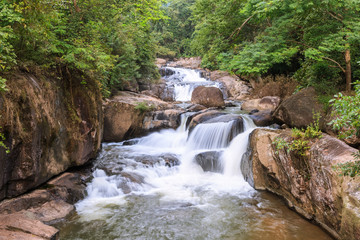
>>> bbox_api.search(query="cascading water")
[57,112,332,240]
[161,67,223,102]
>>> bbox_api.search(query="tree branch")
[326,10,343,22]
[229,15,254,39]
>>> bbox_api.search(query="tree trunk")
[345,46,351,92]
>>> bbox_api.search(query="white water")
[75,114,255,221]
[163,67,222,102]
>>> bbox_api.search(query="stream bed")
[56,115,332,240]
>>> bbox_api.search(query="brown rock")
[156,58,167,68]
[272,87,324,128]
[167,57,202,69]
[0,213,59,240]
[187,110,226,132]
[191,86,225,108]
[142,109,184,131]
[103,91,174,142]
[242,96,280,111]
[249,110,274,126]
[209,71,252,100]
[245,128,360,240]
[25,200,74,224]
[0,70,102,200]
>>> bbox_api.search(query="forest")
[1,0,360,139]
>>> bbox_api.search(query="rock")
[187,110,227,132]
[167,57,202,69]
[142,109,184,132]
[273,87,324,128]
[249,110,274,126]
[0,213,59,240]
[156,58,167,68]
[0,71,103,200]
[191,86,225,108]
[103,91,174,142]
[25,200,74,224]
[209,71,252,100]
[160,153,180,167]
[159,67,175,77]
[195,151,223,173]
[121,80,139,92]
[121,172,145,184]
[186,104,207,112]
[244,128,360,240]
[241,96,280,111]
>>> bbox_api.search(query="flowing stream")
[57,113,332,239]
[161,67,223,102]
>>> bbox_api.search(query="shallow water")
[56,114,332,240]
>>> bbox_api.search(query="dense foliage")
[190,0,360,93]
[0,0,166,94]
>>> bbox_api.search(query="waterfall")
[161,67,223,102]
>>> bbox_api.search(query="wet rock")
[159,153,180,167]
[272,87,324,128]
[191,86,225,108]
[143,109,184,132]
[121,172,145,184]
[159,67,175,77]
[0,213,59,240]
[134,155,161,166]
[195,151,223,173]
[241,96,280,111]
[245,128,360,240]
[122,139,140,146]
[249,110,274,126]
[186,104,207,112]
[187,110,227,133]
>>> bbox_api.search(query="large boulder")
[103,91,180,142]
[272,87,324,128]
[249,110,274,126]
[186,110,227,132]
[0,70,103,200]
[242,96,280,111]
[191,86,225,108]
[244,128,360,240]
[209,70,252,100]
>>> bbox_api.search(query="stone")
[241,96,280,111]
[191,86,225,108]
[25,200,74,224]
[209,70,252,100]
[103,91,174,142]
[244,128,360,240]
[0,213,59,240]
[167,57,202,69]
[195,151,223,173]
[186,104,207,112]
[156,58,167,68]
[187,110,227,132]
[249,110,274,126]
[273,87,324,128]
[142,109,184,132]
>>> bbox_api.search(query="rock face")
[244,129,360,240]
[103,91,182,142]
[272,87,323,128]
[191,86,225,108]
[241,96,280,111]
[209,70,252,100]
[0,70,103,200]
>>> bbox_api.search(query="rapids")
[57,112,332,240]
